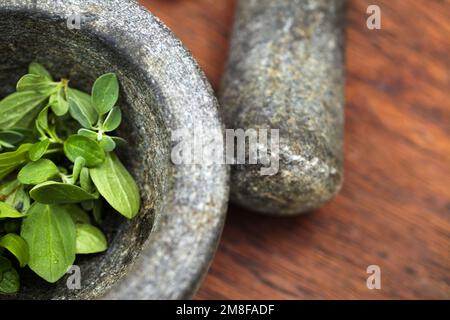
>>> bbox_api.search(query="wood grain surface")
[140,0,450,299]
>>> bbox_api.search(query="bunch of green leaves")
[0,63,140,294]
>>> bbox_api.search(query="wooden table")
[140,0,450,299]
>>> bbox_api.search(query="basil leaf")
[110,136,127,148]
[10,128,36,143]
[0,263,20,294]
[18,159,59,185]
[64,135,105,167]
[66,205,91,224]
[71,157,85,184]
[49,87,69,116]
[91,73,119,115]
[102,106,121,132]
[28,62,52,80]
[29,139,50,161]
[75,224,107,254]
[67,88,97,128]
[0,179,20,198]
[2,220,21,234]
[0,256,12,272]
[36,106,49,131]
[99,135,116,152]
[0,141,15,150]
[0,234,29,267]
[77,128,98,140]
[0,143,32,180]
[90,152,140,219]
[0,91,48,129]
[0,130,24,145]
[67,101,91,129]
[79,167,93,193]
[0,201,26,218]
[5,184,30,213]
[16,74,57,94]
[21,203,76,283]
[92,199,103,224]
[30,181,98,204]
[0,143,32,165]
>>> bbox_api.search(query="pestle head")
[220,0,345,215]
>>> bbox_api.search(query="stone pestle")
[220,0,346,215]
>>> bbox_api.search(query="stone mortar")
[0,0,229,299]
[220,0,346,215]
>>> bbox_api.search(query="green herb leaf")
[90,152,140,219]
[64,135,105,167]
[0,234,29,267]
[36,106,49,131]
[79,167,93,193]
[0,258,19,294]
[10,128,35,143]
[5,184,30,213]
[0,66,139,292]
[77,128,98,140]
[110,136,127,148]
[0,179,20,198]
[91,73,119,115]
[66,205,91,224]
[16,74,57,94]
[99,135,116,152]
[18,159,59,185]
[0,201,26,218]
[49,87,69,116]
[0,256,12,272]
[102,106,121,132]
[0,143,32,180]
[21,203,76,283]
[30,181,98,204]
[0,130,24,145]
[67,89,97,128]
[0,91,48,129]
[67,102,93,131]
[28,62,52,80]
[2,220,21,234]
[71,157,85,184]
[29,139,50,161]
[0,141,15,150]
[92,199,103,224]
[75,224,107,254]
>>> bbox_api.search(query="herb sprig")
[0,63,141,294]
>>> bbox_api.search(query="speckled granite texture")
[0,0,228,299]
[220,0,346,215]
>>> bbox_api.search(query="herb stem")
[45,148,63,155]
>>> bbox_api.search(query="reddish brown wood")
[140,0,450,299]
[140,0,236,91]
